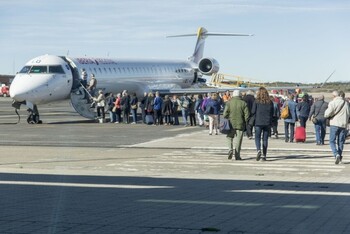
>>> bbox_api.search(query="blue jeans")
[314,118,326,144]
[181,109,188,125]
[329,126,347,157]
[109,111,116,123]
[255,126,269,156]
[131,109,137,123]
[284,122,295,142]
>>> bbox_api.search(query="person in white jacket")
[324,90,350,164]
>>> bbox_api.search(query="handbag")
[219,118,232,134]
[280,103,289,119]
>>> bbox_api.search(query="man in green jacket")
[223,90,250,160]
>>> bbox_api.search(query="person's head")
[212,93,218,100]
[98,90,103,94]
[198,94,203,99]
[247,90,255,96]
[232,90,241,97]
[148,92,154,97]
[317,94,324,101]
[332,90,339,98]
[165,95,169,100]
[256,87,270,104]
[339,90,345,98]
[91,74,95,79]
[156,91,160,97]
[116,93,121,98]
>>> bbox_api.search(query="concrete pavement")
[0,97,350,233]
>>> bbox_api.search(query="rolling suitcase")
[295,126,306,142]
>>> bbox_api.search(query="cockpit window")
[19,66,31,73]
[49,65,65,74]
[30,66,47,74]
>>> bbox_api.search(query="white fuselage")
[10,55,197,104]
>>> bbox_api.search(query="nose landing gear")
[26,105,42,124]
[12,100,42,124]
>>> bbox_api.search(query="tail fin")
[167,27,253,64]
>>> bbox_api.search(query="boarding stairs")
[70,84,96,119]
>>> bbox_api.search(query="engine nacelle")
[198,57,220,75]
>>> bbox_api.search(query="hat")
[232,90,241,97]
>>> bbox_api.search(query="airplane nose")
[10,84,26,102]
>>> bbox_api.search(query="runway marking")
[0,181,174,189]
[229,189,350,196]
[139,199,319,209]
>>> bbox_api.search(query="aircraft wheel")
[27,114,40,124]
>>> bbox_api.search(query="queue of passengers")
[92,87,350,165]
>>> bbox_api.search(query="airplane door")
[193,72,198,84]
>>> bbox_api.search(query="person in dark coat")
[243,90,255,139]
[297,94,311,128]
[251,87,274,161]
[162,95,173,125]
[309,94,329,145]
[282,94,298,142]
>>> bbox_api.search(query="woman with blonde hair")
[251,87,274,161]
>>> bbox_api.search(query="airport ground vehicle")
[0,84,10,97]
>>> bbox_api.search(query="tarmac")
[0,97,350,234]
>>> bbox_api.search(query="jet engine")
[198,57,219,75]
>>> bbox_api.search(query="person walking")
[93,90,106,122]
[139,92,148,124]
[130,92,138,124]
[270,96,280,138]
[324,90,350,164]
[297,94,311,128]
[153,91,163,125]
[251,87,274,161]
[205,93,221,135]
[162,95,173,125]
[195,94,204,126]
[223,90,249,160]
[243,90,255,139]
[80,68,87,88]
[308,94,328,145]
[282,94,298,143]
[180,93,191,126]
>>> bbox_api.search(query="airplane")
[10,27,254,124]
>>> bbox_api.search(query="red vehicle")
[0,85,10,97]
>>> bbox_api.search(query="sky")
[0,0,349,84]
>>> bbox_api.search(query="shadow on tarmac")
[1,173,350,233]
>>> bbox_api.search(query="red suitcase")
[294,126,306,142]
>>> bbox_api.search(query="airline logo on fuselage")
[76,58,117,65]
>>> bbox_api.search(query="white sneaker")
[335,154,341,165]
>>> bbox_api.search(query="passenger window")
[49,65,65,74]
[30,66,47,73]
